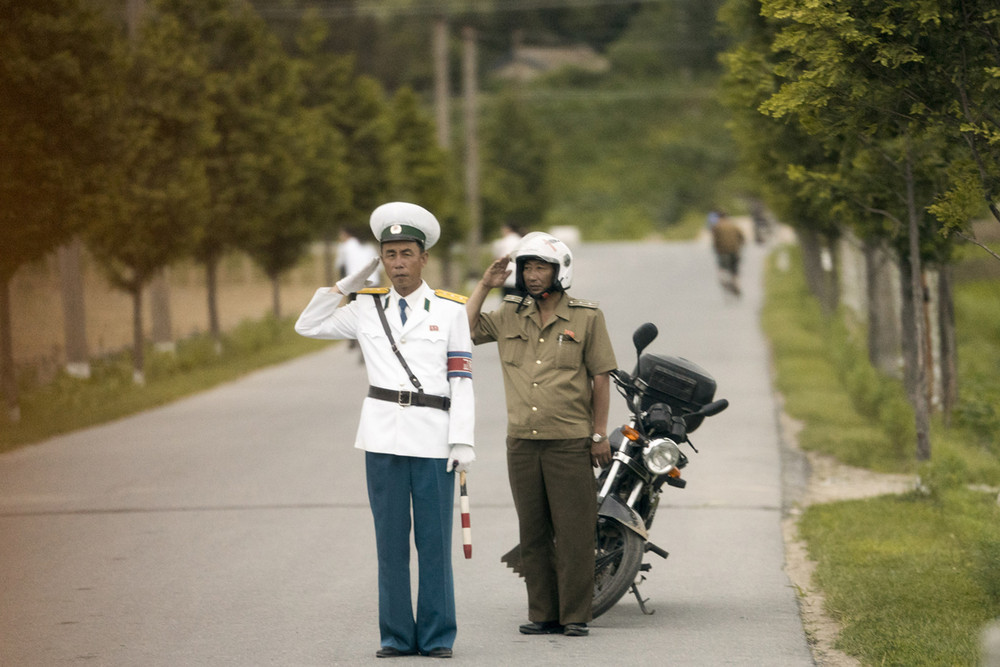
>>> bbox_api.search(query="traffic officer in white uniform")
[295,202,475,659]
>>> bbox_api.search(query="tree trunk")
[798,229,824,300]
[57,238,90,378]
[864,239,901,377]
[149,267,174,353]
[323,234,335,287]
[0,275,20,423]
[205,254,221,351]
[798,229,838,314]
[271,275,281,319]
[131,285,145,386]
[433,16,451,150]
[937,265,958,422]
[441,243,454,289]
[903,154,931,461]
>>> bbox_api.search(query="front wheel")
[592,518,645,618]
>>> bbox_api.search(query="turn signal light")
[667,468,681,478]
[621,425,641,441]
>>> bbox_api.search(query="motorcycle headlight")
[643,438,681,475]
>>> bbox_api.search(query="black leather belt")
[368,386,451,411]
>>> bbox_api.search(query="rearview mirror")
[632,322,658,355]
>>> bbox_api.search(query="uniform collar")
[389,281,430,306]
[388,282,431,329]
[518,292,572,328]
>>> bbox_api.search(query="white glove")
[335,257,380,295]
[447,444,475,473]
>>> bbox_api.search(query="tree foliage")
[0,0,121,285]
[0,0,121,414]
[718,0,1000,461]
[386,86,458,243]
[87,0,214,296]
[480,90,552,238]
[608,0,728,78]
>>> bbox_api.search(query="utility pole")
[433,16,451,150]
[462,25,481,281]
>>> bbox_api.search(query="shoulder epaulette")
[568,298,599,309]
[434,289,468,304]
[503,294,529,305]
[358,287,390,295]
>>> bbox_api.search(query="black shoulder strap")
[372,294,423,392]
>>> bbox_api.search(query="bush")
[955,388,1000,454]
[917,452,970,497]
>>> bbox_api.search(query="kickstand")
[630,576,655,615]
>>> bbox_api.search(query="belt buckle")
[398,390,411,407]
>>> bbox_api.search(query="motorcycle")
[592,322,728,617]
[502,322,729,618]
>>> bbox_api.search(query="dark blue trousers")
[365,452,456,653]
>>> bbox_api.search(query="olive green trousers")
[506,436,597,625]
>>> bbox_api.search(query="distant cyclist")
[710,212,745,297]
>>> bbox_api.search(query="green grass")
[0,316,332,452]
[800,490,1000,666]
[765,244,1000,665]
[763,247,912,472]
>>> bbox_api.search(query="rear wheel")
[592,518,645,618]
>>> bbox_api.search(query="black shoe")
[519,621,564,635]
[425,648,453,658]
[563,623,589,637]
[376,647,416,658]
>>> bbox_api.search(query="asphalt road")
[0,232,814,666]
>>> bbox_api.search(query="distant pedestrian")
[336,227,381,286]
[710,212,745,297]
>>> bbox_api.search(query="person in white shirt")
[336,227,381,287]
[296,202,475,660]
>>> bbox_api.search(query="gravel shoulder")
[777,405,915,666]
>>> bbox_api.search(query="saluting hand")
[482,257,512,289]
[335,257,380,295]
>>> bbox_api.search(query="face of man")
[522,259,557,297]
[380,240,427,296]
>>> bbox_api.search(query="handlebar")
[687,398,729,421]
[611,368,728,429]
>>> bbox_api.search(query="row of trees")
[718,0,1000,460]
[2,0,555,422]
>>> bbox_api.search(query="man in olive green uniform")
[467,232,617,638]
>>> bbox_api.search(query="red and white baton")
[459,471,472,559]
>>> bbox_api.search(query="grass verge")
[0,316,332,453]
[764,244,1000,665]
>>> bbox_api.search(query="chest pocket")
[501,331,528,368]
[555,330,585,369]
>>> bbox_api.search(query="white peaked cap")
[370,202,441,249]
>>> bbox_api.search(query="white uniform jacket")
[295,281,475,459]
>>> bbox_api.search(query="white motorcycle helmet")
[513,231,573,296]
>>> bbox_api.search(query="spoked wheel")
[592,517,645,619]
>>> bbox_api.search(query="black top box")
[636,353,717,432]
